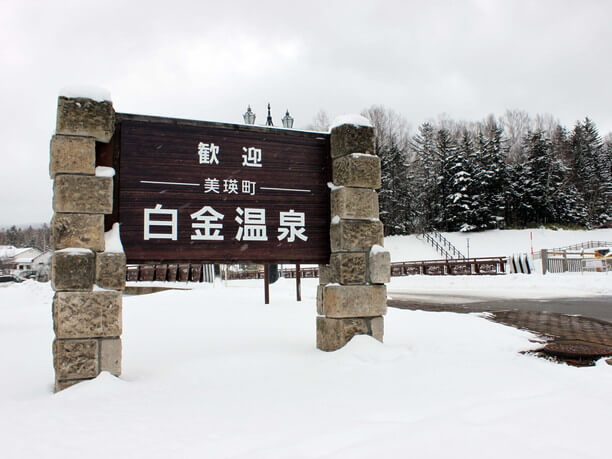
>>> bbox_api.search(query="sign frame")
[97,113,332,264]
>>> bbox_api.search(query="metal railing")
[533,241,612,259]
[422,230,466,259]
[390,257,506,276]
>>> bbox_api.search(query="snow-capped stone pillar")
[316,116,390,351]
[50,93,124,392]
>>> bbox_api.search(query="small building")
[0,246,43,275]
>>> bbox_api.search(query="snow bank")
[385,227,612,262]
[58,86,112,102]
[329,114,373,130]
[0,279,610,458]
[389,271,612,299]
[104,223,124,253]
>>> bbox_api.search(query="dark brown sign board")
[102,113,331,264]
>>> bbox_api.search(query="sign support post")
[264,264,270,305]
[296,263,302,302]
[50,96,125,392]
[316,120,390,351]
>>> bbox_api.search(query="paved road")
[388,290,612,323]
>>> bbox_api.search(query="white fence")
[540,249,611,274]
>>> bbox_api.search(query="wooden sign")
[107,114,331,263]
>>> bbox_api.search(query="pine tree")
[432,128,457,230]
[570,118,608,225]
[445,130,478,231]
[362,105,412,235]
[410,123,438,232]
[474,118,507,229]
[378,136,409,235]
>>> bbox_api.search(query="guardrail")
[390,257,506,276]
[126,264,215,282]
[126,257,511,282]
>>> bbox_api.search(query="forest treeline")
[310,108,611,235]
[2,109,610,246]
[0,224,50,250]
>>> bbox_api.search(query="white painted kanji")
[277,209,308,242]
[204,177,220,193]
[241,180,256,195]
[144,204,178,241]
[241,147,262,168]
[197,142,220,165]
[223,178,239,194]
[190,206,224,240]
[235,207,268,241]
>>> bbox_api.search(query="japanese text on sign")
[143,204,308,243]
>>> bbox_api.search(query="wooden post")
[541,249,548,275]
[296,263,302,302]
[264,264,270,304]
[562,250,569,272]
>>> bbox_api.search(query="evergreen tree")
[474,118,507,229]
[550,125,587,224]
[362,105,411,235]
[522,130,553,223]
[445,130,478,231]
[378,136,409,235]
[431,128,457,230]
[410,123,438,232]
[570,118,609,225]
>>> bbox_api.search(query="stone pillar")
[316,120,390,351]
[50,96,125,391]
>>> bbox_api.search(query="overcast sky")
[1,0,611,226]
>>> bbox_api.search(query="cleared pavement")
[388,290,612,323]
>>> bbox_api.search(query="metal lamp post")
[242,103,296,290]
[243,105,256,125]
[282,110,294,128]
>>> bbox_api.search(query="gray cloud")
[1,0,611,225]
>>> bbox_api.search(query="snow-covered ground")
[1,228,611,458]
[386,227,612,261]
[386,227,612,301]
[1,278,611,458]
[389,272,612,301]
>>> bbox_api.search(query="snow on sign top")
[95,166,116,178]
[329,114,373,131]
[58,86,112,102]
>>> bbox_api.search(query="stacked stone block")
[317,122,390,351]
[50,96,125,392]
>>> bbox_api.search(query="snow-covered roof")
[0,247,41,260]
[0,246,16,258]
[0,246,31,259]
[14,257,34,263]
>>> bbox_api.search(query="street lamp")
[281,109,294,128]
[243,105,256,125]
